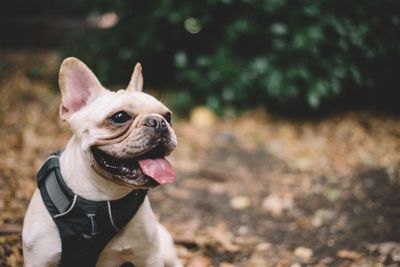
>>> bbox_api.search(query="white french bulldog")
[22,57,182,267]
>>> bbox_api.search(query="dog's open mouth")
[91,146,176,186]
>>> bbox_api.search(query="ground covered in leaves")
[1,51,400,267]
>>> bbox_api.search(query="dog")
[22,57,182,267]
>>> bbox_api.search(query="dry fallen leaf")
[187,255,212,267]
[207,223,240,252]
[336,249,362,261]
[261,194,293,216]
[294,246,313,262]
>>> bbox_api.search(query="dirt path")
[1,51,400,266]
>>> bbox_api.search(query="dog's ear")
[58,57,104,120]
[127,63,143,92]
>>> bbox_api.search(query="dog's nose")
[143,116,167,134]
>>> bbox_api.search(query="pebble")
[230,196,251,210]
[294,246,313,261]
[237,225,249,235]
[262,194,293,216]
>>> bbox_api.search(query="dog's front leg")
[158,223,183,267]
[97,198,165,267]
[22,190,62,267]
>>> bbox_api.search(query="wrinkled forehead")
[88,89,170,117]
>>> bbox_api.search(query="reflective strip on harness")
[44,171,71,214]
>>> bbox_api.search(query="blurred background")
[0,1,400,266]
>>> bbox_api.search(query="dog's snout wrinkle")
[94,122,141,146]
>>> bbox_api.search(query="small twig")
[174,237,201,249]
[0,224,22,234]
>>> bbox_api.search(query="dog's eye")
[109,111,132,124]
[164,112,172,124]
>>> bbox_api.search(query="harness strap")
[37,153,147,267]
[37,155,73,214]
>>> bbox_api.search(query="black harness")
[37,153,147,267]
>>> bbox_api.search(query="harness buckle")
[82,213,98,240]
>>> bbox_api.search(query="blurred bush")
[62,0,400,113]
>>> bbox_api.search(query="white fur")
[22,58,182,267]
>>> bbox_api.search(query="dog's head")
[59,57,177,188]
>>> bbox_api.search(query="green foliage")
[62,0,400,113]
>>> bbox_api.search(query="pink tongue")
[138,158,176,184]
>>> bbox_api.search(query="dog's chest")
[97,234,141,266]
